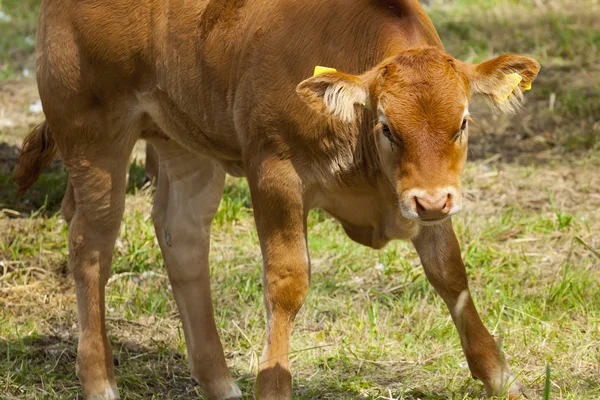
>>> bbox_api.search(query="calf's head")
[297,47,539,225]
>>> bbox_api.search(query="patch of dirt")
[0,79,45,175]
[0,79,41,136]
[468,65,600,163]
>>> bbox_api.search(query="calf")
[16,0,539,398]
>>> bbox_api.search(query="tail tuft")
[14,121,58,194]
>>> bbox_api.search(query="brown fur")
[17,0,539,399]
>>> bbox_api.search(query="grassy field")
[1,0,599,399]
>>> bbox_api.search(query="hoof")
[254,365,292,400]
[85,385,120,400]
[215,382,242,400]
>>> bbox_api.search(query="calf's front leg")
[412,220,521,398]
[151,144,240,400]
[248,158,310,400]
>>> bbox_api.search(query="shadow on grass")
[0,334,452,400]
[1,334,211,399]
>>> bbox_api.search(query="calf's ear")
[465,54,540,113]
[297,71,368,123]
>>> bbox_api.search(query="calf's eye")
[382,124,395,144]
[461,118,467,131]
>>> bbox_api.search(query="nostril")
[443,193,452,213]
[414,197,426,216]
[409,191,458,220]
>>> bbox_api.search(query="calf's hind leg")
[150,139,241,400]
[59,126,137,399]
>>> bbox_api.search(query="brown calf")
[16,0,539,399]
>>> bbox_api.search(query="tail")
[14,121,58,194]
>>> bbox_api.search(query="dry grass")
[1,0,599,399]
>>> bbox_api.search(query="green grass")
[430,0,600,65]
[0,0,39,79]
[1,0,600,399]
[2,160,599,398]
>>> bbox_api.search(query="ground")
[1,0,599,399]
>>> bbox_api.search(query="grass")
[2,162,600,399]
[1,0,600,399]
[0,0,38,79]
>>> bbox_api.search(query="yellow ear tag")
[502,72,523,100]
[313,66,337,76]
[313,66,367,107]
